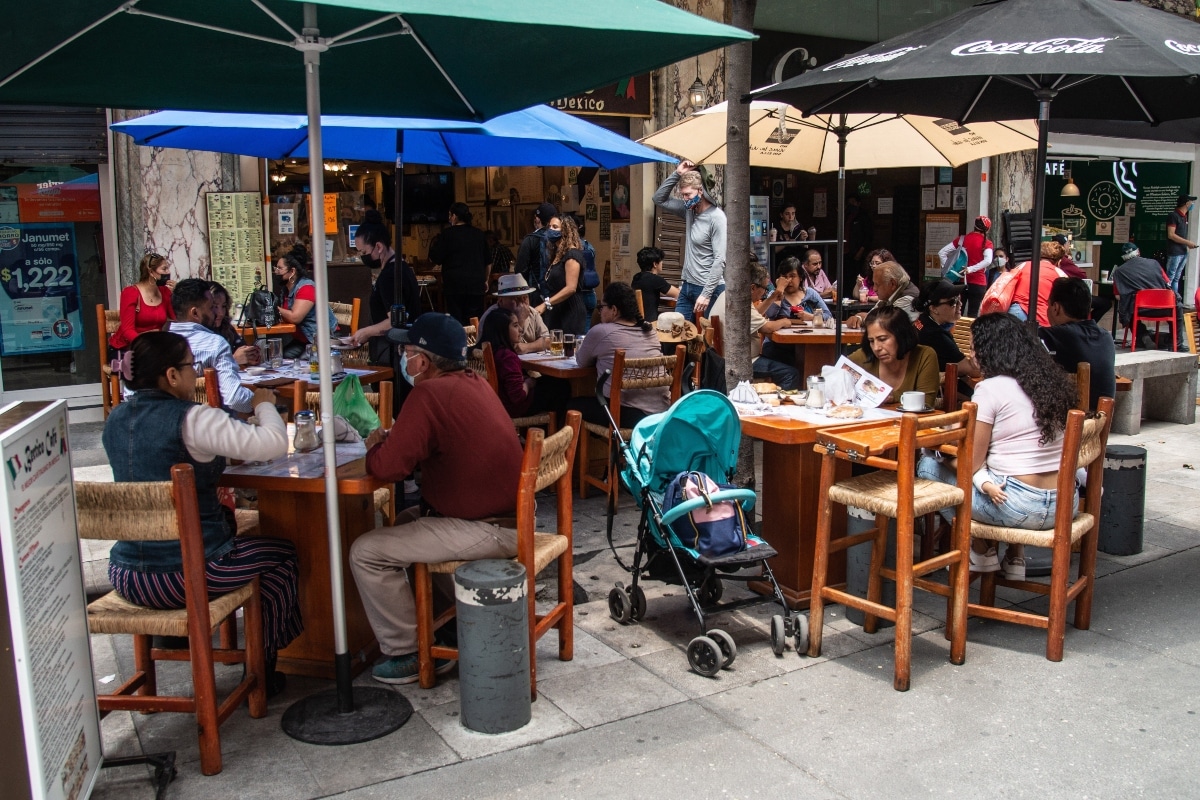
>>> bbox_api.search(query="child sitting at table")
[479,307,568,421]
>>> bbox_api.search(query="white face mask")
[996,257,1007,267]
[401,352,425,386]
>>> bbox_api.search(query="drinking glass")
[562,333,575,358]
[267,337,283,369]
[549,329,564,356]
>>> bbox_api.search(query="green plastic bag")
[332,374,380,438]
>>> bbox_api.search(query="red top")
[491,346,532,417]
[109,284,174,349]
[1012,261,1065,327]
[366,370,522,519]
[282,282,317,343]
[956,231,994,287]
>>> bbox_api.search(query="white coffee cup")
[901,391,926,411]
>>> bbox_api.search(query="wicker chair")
[77,464,267,776]
[96,305,122,416]
[1183,311,1199,367]
[413,411,582,693]
[968,397,1114,662]
[463,324,477,346]
[809,403,978,692]
[578,346,685,502]
[469,342,555,435]
[293,381,396,524]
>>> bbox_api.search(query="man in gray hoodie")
[653,160,726,322]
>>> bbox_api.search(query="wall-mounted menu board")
[207,192,266,300]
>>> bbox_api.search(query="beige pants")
[349,506,517,656]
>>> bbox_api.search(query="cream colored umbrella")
[640,100,1037,171]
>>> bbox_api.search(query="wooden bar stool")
[809,403,977,691]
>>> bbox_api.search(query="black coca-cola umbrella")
[751,0,1200,324]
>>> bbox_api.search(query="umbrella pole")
[1027,90,1054,330]
[281,4,412,745]
[835,116,848,354]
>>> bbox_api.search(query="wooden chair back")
[329,298,361,335]
[1183,311,1199,364]
[710,315,725,357]
[75,463,266,775]
[97,305,122,416]
[635,290,645,319]
[941,361,959,412]
[605,345,686,427]
[463,324,477,346]
[195,366,221,407]
[951,316,974,355]
[1068,361,1091,412]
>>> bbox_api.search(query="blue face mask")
[400,352,423,386]
[683,194,701,210]
[545,229,563,241]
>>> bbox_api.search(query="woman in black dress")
[534,214,587,335]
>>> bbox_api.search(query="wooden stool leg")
[243,580,267,719]
[1046,535,1072,663]
[414,564,438,688]
[1074,525,1099,631]
[893,515,914,693]
[191,630,222,775]
[558,550,574,661]
[133,634,155,696]
[862,513,888,634]
[807,453,838,658]
[947,509,970,665]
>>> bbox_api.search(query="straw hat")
[655,311,698,343]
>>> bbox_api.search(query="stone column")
[111,109,240,286]
[992,151,1036,248]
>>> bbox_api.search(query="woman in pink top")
[918,313,1076,580]
[108,252,175,352]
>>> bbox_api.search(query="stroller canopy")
[626,390,742,495]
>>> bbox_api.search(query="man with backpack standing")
[937,215,993,316]
[515,202,559,300]
[653,160,726,322]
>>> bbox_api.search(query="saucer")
[900,405,934,413]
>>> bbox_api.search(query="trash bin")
[454,560,530,734]
[1099,445,1147,556]
[844,506,895,628]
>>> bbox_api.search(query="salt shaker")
[812,308,824,328]
[805,376,825,408]
[293,410,320,452]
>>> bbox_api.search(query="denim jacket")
[103,390,233,572]
[286,277,339,345]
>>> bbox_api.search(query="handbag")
[943,236,969,284]
[238,284,278,328]
[979,261,1023,315]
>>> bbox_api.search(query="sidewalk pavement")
[76,416,1200,799]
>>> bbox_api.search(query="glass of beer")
[562,333,575,358]
[267,337,283,369]
[549,329,564,356]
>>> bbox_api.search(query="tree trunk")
[724,0,757,483]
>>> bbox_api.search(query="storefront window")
[0,163,106,393]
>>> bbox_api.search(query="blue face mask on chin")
[683,194,701,210]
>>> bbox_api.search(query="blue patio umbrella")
[111,105,677,168]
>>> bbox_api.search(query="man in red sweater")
[350,313,524,685]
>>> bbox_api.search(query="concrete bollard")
[844,506,895,628]
[454,560,530,734]
[1099,445,1147,556]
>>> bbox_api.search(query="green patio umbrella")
[0,0,753,746]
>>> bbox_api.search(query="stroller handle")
[659,488,757,528]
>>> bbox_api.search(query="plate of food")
[826,404,864,419]
[245,366,267,376]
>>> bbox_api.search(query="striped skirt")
[108,536,303,660]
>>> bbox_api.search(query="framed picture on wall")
[491,207,514,247]
[465,168,487,203]
[487,166,510,199]
[515,203,540,239]
[468,203,486,232]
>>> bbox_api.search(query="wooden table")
[740,413,852,608]
[236,323,296,343]
[240,365,395,410]
[768,326,864,375]
[221,455,385,679]
[519,352,595,397]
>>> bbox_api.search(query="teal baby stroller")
[602,389,807,676]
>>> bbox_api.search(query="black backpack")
[238,283,278,328]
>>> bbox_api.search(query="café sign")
[549,74,651,118]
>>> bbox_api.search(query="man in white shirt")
[169,278,255,413]
[477,274,550,354]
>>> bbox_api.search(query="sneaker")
[371,653,455,685]
[1001,554,1026,581]
[403,479,419,495]
[969,546,1001,573]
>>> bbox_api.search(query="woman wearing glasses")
[104,331,301,696]
[108,252,176,356]
[912,279,981,399]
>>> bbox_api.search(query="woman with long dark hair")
[104,331,301,694]
[534,215,587,335]
[477,306,568,420]
[568,282,668,427]
[273,245,339,357]
[918,313,1077,579]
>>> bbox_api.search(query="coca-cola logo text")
[951,38,1113,57]
[823,46,923,71]
[1165,40,1200,56]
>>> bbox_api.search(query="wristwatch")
[544,299,553,311]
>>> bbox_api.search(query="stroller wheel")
[793,614,810,655]
[686,636,723,677]
[698,575,723,606]
[629,584,647,622]
[770,615,787,657]
[706,629,737,669]
[608,587,632,624]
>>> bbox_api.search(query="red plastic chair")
[1130,289,1178,351]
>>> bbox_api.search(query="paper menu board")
[206,192,266,302]
[0,401,102,800]
[831,355,893,409]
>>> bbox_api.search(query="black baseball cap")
[916,279,966,312]
[534,202,559,224]
[1178,195,1197,206]
[385,313,468,363]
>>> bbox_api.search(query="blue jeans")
[1166,253,1187,295]
[752,356,800,389]
[1007,304,1028,322]
[676,280,725,323]
[581,289,597,332]
[917,456,1077,529]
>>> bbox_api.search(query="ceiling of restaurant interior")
[755,0,980,43]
